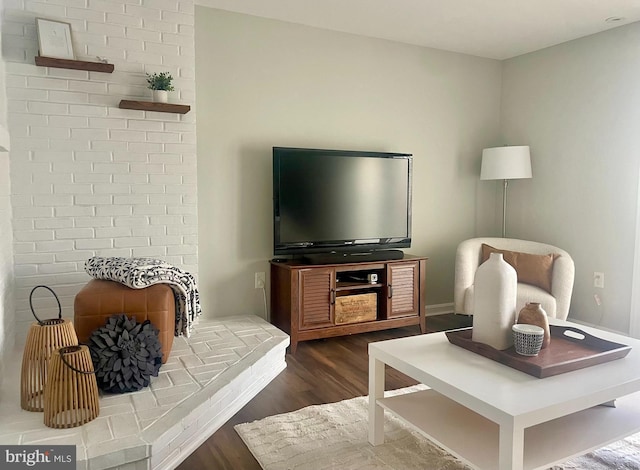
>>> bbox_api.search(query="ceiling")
[196,0,640,60]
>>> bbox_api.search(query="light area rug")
[235,385,640,470]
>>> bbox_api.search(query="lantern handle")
[29,285,62,325]
[59,346,95,375]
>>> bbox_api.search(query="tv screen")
[273,147,412,261]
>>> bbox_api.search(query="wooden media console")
[270,255,427,353]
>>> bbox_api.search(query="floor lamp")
[480,145,532,237]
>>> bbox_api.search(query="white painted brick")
[66,6,107,22]
[36,240,75,252]
[95,227,133,238]
[9,112,46,126]
[49,139,91,151]
[15,265,38,276]
[167,205,196,216]
[56,228,95,240]
[74,173,111,184]
[55,206,94,217]
[96,205,131,216]
[110,129,146,142]
[114,195,148,205]
[24,2,66,18]
[8,99,29,114]
[127,120,163,131]
[69,104,107,116]
[12,183,52,196]
[87,21,126,38]
[13,230,54,242]
[133,205,165,215]
[95,248,132,258]
[46,68,89,81]
[55,250,96,262]
[130,163,163,174]
[150,174,181,185]
[160,32,193,47]
[150,215,182,225]
[8,87,48,101]
[150,236,181,246]
[114,174,148,184]
[75,239,112,250]
[106,12,143,28]
[39,262,77,275]
[113,152,147,163]
[86,44,126,61]
[132,246,166,258]
[69,81,108,94]
[114,237,149,248]
[54,184,93,195]
[47,116,89,128]
[87,0,125,14]
[108,107,144,119]
[128,142,163,153]
[114,217,150,228]
[75,216,112,228]
[132,226,165,237]
[90,140,128,151]
[34,218,73,229]
[126,4,161,20]
[162,10,193,26]
[27,101,69,115]
[125,50,163,66]
[33,195,73,206]
[87,117,126,129]
[145,42,180,57]
[149,194,180,205]
[125,27,161,43]
[27,76,69,90]
[54,161,91,173]
[30,127,71,139]
[71,128,110,141]
[13,242,36,255]
[94,183,130,194]
[74,194,112,205]
[93,162,129,173]
[146,131,180,143]
[48,90,90,104]
[14,253,55,264]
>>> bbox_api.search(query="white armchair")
[454,237,575,320]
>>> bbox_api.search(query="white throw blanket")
[85,257,202,337]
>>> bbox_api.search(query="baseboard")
[425,303,454,317]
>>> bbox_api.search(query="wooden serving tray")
[446,325,631,378]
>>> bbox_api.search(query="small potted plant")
[146,72,175,103]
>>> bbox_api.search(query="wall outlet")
[593,272,604,289]
[255,272,265,289]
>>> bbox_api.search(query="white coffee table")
[368,320,640,470]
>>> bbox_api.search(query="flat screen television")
[273,147,412,263]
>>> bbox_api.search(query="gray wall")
[501,22,640,332]
[195,8,503,317]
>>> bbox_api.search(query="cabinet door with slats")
[299,268,335,329]
[386,261,419,318]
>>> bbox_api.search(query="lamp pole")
[502,179,508,238]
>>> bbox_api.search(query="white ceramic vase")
[472,252,517,350]
[152,90,168,103]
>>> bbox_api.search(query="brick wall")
[2,0,198,343]
[1,3,16,384]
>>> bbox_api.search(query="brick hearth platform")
[0,315,289,470]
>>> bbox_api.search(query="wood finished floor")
[177,313,472,470]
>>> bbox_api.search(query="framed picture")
[36,18,75,60]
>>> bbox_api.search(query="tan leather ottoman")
[74,279,175,363]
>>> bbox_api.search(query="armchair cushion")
[481,244,556,293]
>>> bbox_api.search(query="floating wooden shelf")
[35,56,114,73]
[118,100,191,114]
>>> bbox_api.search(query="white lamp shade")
[480,146,532,180]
